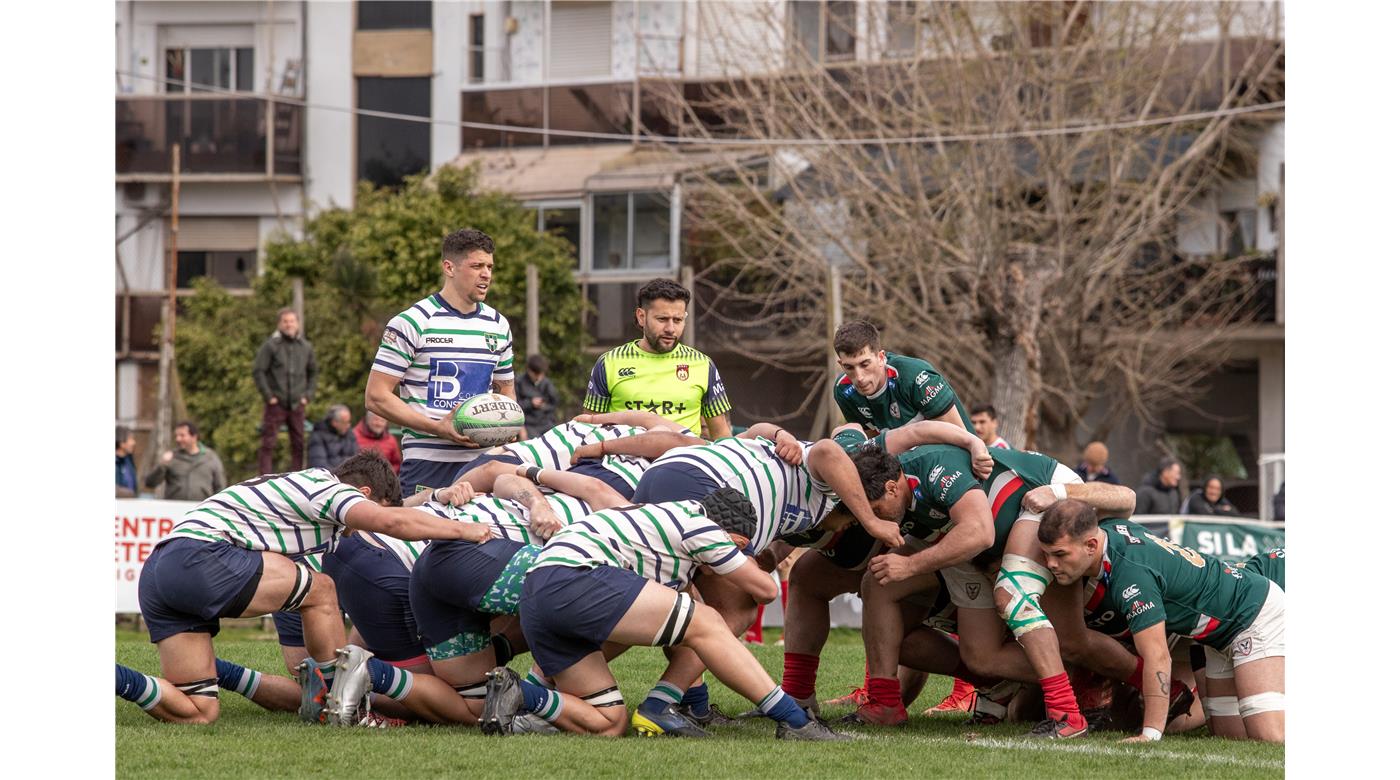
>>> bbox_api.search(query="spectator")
[1272,482,1285,522]
[1182,474,1241,516]
[144,421,226,501]
[253,308,318,474]
[1074,441,1121,485]
[969,404,1010,449]
[1135,456,1183,514]
[308,404,358,470]
[116,425,138,498]
[518,354,561,438]
[354,409,402,474]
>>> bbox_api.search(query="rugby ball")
[451,393,525,447]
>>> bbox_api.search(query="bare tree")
[652,1,1283,457]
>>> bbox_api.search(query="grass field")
[117,626,1283,778]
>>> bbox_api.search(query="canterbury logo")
[618,367,636,377]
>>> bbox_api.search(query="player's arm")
[365,370,477,447]
[880,420,992,479]
[1126,622,1173,741]
[500,467,629,512]
[581,356,613,413]
[575,410,687,432]
[869,491,995,583]
[738,422,804,465]
[491,472,570,540]
[570,429,704,464]
[692,529,779,603]
[806,438,905,548]
[1023,481,1138,517]
[343,501,491,543]
[718,557,780,603]
[704,413,733,440]
[700,362,733,440]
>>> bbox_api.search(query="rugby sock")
[316,659,337,686]
[746,605,765,643]
[215,658,262,700]
[518,679,564,722]
[116,664,163,711]
[868,677,903,709]
[1040,673,1085,724]
[758,686,811,728]
[524,670,554,690]
[367,657,414,701]
[781,580,790,609]
[681,683,711,717]
[782,652,820,699]
[639,682,685,717]
[1128,656,1145,691]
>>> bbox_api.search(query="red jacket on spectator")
[354,418,402,473]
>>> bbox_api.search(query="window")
[528,203,583,265]
[357,77,431,189]
[176,251,254,289]
[165,46,253,92]
[357,1,432,30]
[887,1,920,54]
[468,13,486,84]
[590,192,674,272]
[789,1,857,64]
[1221,210,1258,256]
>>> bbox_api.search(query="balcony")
[116,95,302,181]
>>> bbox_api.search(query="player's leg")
[212,657,300,712]
[783,552,864,708]
[116,663,209,723]
[856,547,942,723]
[1200,647,1248,738]
[150,634,223,724]
[1228,583,1285,743]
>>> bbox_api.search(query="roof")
[447,143,751,200]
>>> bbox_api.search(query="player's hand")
[529,506,564,540]
[1119,734,1157,744]
[863,517,905,549]
[754,548,779,572]
[774,430,804,466]
[435,482,475,506]
[869,552,917,584]
[161,450,174,464]
[571,442,604,465]
[572,413,596,424]
[436,411,484,448]
[460,523,495,543]
[1022,485,1061,514]
[970,440,993,481]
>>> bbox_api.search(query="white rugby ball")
[451,393,525,447]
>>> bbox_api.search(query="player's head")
[442,228,496,306]
[970,404,998,445]
[699,487,758,542]
[332,450,404,506]
[849,445,907,522]
[1156,456,1182,488]
[173,421,199,451]
[276,307,300,338]
[1037,498,1102,584]
[635,278,690,354]
[833,321,887,397]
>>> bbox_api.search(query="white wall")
[304,0,354,211]
[433,0,466,168]
[118,1,302,94]
[1254,120,1284,253]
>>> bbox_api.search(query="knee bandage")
[1238,691,1285,718]
[652,593,696,647]
[176,678,219,698]
[995,554,1053,638]
[582,685,625,708]
[279,561,318,612]
[454,680,489,701]
[1203,696,1240,717]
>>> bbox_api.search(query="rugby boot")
[926,677,977,714]
[352,705,408,729]
[836,701,908,726]
[325,645,374,726]
[295,658,328,724]
[776,715,852,741]
[965,680,1022,726]
[1028,712,1089,739]
[823,686,868,708]
[631,702,710,737]
[680,702,740,727]
[480,666,526,736]
[1167,679,1196,723]
[507,713,561,735]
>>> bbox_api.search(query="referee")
[583,279,732,438]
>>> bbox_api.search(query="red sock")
[746,605,765,643]
[1040,673,1083,720]
[780,580,790,610]
[1127,657,1145,692]
[868,677,903,709]
[782,653,820,700]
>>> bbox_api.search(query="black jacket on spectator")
[1182,489,1241,516]
[1135,474,1181,515]
[253,331,318,406]
[518,372,561,438]
[307,420,358,470]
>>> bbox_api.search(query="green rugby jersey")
[971,448,1065,567]
[1241,547,1285,590]
[1099,519,1270,651]
[583,341,731,435]
[837,430,980,544]
[833,352,972,433]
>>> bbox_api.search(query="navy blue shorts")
[631,462,721,503]
[519,565,647,677]
[319,534,423,663]
[138,538,265,644]
[409,538,528,648]
[569,460,637,501]
[450,452,526,485]
[401,458,480,498]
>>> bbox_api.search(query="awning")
[446,143,752,199]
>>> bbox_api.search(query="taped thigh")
[994,554,1053,638]
[279,561,318,612]
[176,677,219,698]
[652,592,696,647]
[582,685,625,709]
[1204,696,1241,717]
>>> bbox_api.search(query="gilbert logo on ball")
[451,393,525,447]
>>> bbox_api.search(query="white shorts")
[1204,581,1285,679]
[943,562,996,609]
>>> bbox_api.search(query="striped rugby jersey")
[416,492,594,546]
[373,294,515,464]
[161,469,368,556]
[505,421,652,490]
[299,531,426,574]
[649,437,836,553]
[529,500,747,589]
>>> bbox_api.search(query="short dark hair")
[527,354,549,374]
[833,320,881,357]
[175,420,198,438]
[332,450,403,506]
[849,446,903,502]
[443,228,495,262]
[636,278,690,309]
[1157,456,1181,474]
[970,404,997,419]
[1037,498,1099,545]
[116,425,132,447]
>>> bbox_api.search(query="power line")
[116,69,1283,147]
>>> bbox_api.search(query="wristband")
[1140,727,1163,741]
[431,488,444,503]
[1050,484,1069,500]
[524,466,544,485]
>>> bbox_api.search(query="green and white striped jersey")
[162,469,368,556]
[300,532,427,574]
[529,500,747,589]
[373,294,515,464]
[417,491,594,546]
[650,437,836,553]
[504,421,652,490]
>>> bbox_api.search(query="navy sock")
[518,679,563,722]
[215,658,262,699]
[682,683,711,716]
[367,657,414,701]
[759,686,810,729]
[116,663,162,710]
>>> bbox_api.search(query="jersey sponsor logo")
[383,328,406,348]
[427,358,492,410]
[965,582,981,600]
[915,371,931,386]
[1114,524,1143,544]
[890,401,901,419]
[1086,609,1116,629]
[1233,637,1253,657]
[928,465,945,485]
[779,504,815,534]
[675,364,690,381]
[623,399,689,416]
[857,406,873,419]
[1121,584,1140,600]
[618,367,637,377]
[922,382,945,403]
[938,471,963,501]
[425,336,454,345]
[1127,599,1155,619]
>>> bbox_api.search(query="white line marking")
[860,734,1283,770]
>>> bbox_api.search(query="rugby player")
[485,488,847,740]
[116,659,299,721]
[122,451,488,725]
[366,228,519,498]
[1039,501,1284,743]
[583,279,732,438]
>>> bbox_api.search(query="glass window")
[357,1,432,30]
[825,1,857,61]
[589,192,674,272]
[790,0,822,62]
[887,1,919,53]
[176,251,253,288]
[468,13,485,84]
[358,77,431,189]
[541,206,582,265]
[592,194,629,271]
[461,87,545,149]
[164,47,254,92]
[631,192,672,269]
[586,282,644,343]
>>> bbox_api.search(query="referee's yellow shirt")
[583,341,732,435]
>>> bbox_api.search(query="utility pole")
[153,144,181,463]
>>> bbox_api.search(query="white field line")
[850,733,1283,770]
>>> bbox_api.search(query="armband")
[524,466,544,485]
